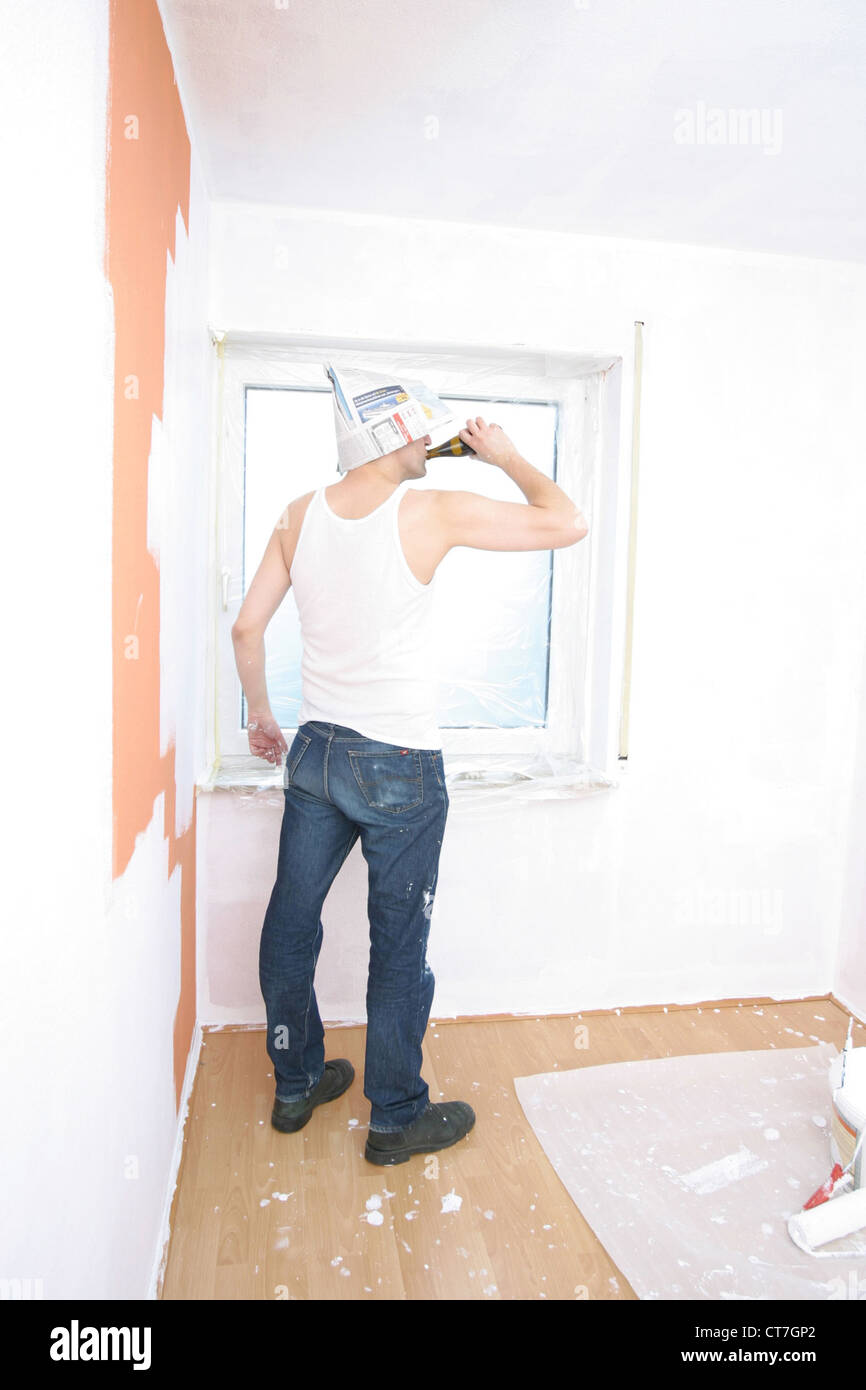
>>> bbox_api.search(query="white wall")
[837,655,866,1019]
[200,200,866,1028]
[1,0,115,1303]
[0,0,213,1299]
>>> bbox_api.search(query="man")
[232,409,588,1166]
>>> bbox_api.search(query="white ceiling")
[160,0,866,263]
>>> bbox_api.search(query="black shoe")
[364,1101,475,1166]
[271,1059,354,1132]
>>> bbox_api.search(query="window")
[214,339,613,770]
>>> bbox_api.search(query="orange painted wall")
[104,0,196,1111]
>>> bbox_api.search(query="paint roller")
[787,1186,866,1255]
[786,1023,866,1256]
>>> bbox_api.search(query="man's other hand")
[248,711,288,764]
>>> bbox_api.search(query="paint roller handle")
[803,1163,845,1209]
[840,1015,854,1087]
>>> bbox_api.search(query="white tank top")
[290,481,441,750]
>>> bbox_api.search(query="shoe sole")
[364,1114,476,1166]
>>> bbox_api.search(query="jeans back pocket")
[348,748,423,813]
[284,731,312,789]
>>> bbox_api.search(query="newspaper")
[325,362,457,473]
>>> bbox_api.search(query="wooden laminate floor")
[159,996,862,1300]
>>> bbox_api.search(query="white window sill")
[197,754,620,802]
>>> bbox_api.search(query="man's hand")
[248,710,288,764]
[458,417,519,468]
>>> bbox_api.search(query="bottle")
[425,434,476,459]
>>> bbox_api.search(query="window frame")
[212,338,612,769]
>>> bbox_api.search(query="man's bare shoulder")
[405,492,475,508]
[281,490,316,527]
[403,487,462,513]
[403,487,481,518]
[276,490,316,574]
[295,489,316,515]
[402,486,487,527]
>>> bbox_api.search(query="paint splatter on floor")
[440,1189,462,1214]
[364,1193,385,1225]
[677,1146,769,1194]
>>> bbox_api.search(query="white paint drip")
[440,1189,462,1214]
[364,1193,385,1225]
[677,1145,769,1195]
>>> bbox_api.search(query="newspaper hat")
[325,362,457,474]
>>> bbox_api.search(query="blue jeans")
[259,720,449,1132]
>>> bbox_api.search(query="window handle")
[221,567,231,611]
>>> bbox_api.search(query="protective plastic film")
[212,336,617,809]
[515,1043,866,1300]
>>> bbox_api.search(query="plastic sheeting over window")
[208,335,621,808]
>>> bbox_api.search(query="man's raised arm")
[433,416,589,553]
